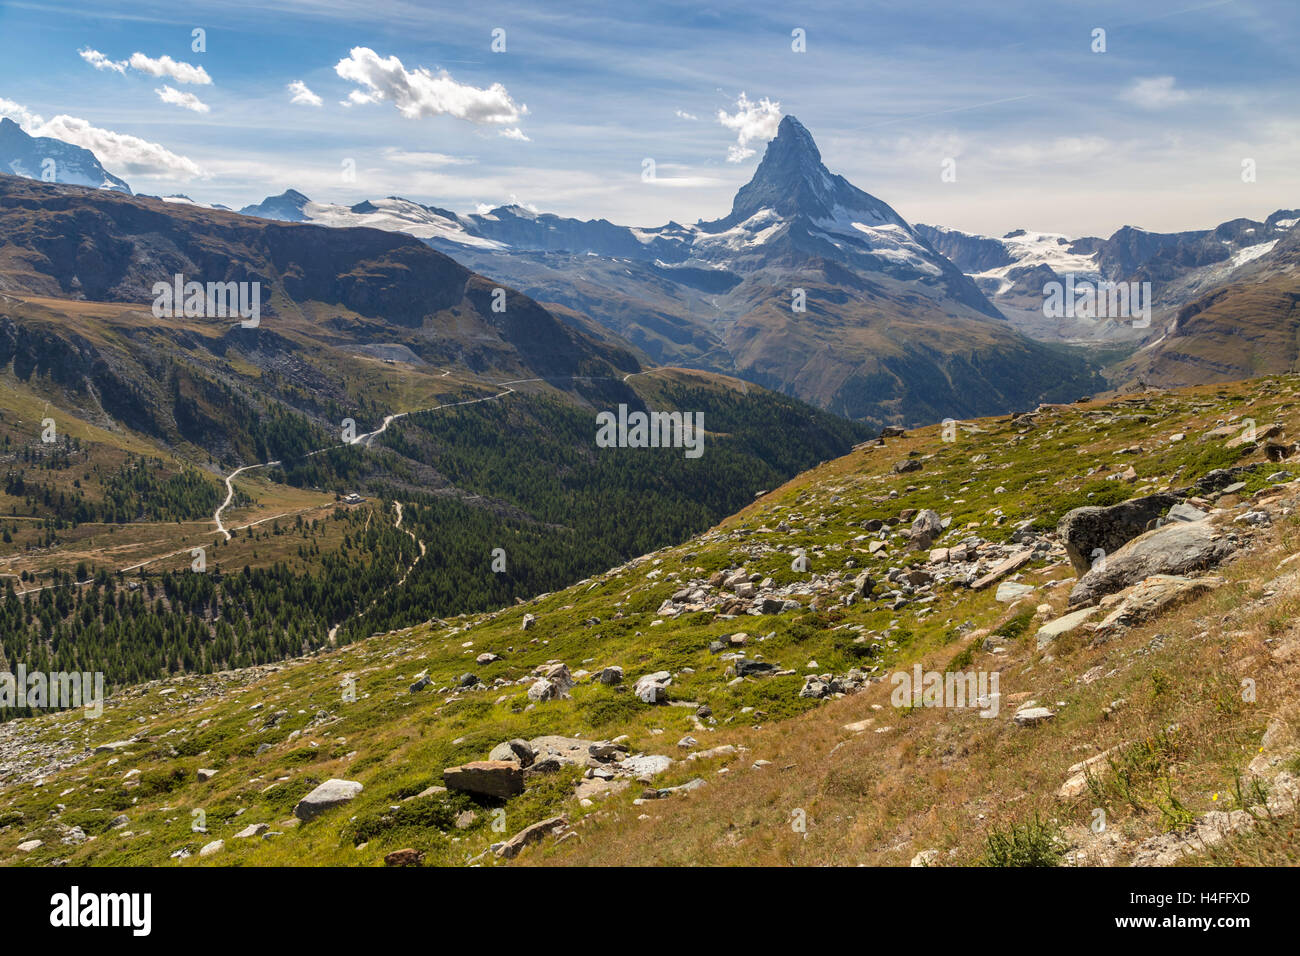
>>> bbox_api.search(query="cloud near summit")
[717,93,781,163]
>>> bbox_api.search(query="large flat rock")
[442,760,524,799]
[1069,520,1235,607]
[1058,494,1179,575]
[1035,606,1102,649]
[294,778,363,821]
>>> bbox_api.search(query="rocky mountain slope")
[3,373,1297,867]
[917,211,1299,350]
[1109,219,1300,390]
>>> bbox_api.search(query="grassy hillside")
[2,374,1297,866]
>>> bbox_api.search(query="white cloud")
[675,109,697,121]
[287,80,322,107]
[334,47,527,131]
[79,48,127,74]
[155,85,210,113]
[383,148,473,167]
[1121,76,1190,109]
[7,105,206,179]
[498,127,530,142]
[127,52,212,86]
[717,92,781,163]
[0,97,46,129]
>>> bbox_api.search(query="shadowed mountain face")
[242,115,1101,427]
[0,174,638,387]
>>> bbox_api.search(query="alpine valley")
[0,99,1299,874]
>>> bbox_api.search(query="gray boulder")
[488,738,536,767]
[634,671,672,704]
[1057,493,1180,575]
[442,761,524,799]
[294,779,364,821]
[1069,520,1236,607]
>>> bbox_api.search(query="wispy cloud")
[1121,76,1191,109]
[128,52,211,85]
[383,147,473,167]
[156,85,209,113]
[79,48,126,74]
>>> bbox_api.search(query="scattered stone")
[634,671,672,703]
[1035,606,1102,649]
[442,761,524,799]
[454,810,478,830]
[488,739,536,767]
[496,815,568,859]
[735,659,778,677]
[995,581,1035,603]
[1013,707,1055,727]
[385,848,424,866]
[294,779,364,821]
[971,550,1034,590]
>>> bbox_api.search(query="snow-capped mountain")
[915,213,1300,344]
[236,115,1108,424]
[0,117,131,193]
[240,117,997,320]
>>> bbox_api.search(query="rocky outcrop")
[1057,494,1179,575]
[1069,520,1236,607]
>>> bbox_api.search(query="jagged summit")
[717,114,905,231]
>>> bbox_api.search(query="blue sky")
[1,0,1296,237]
